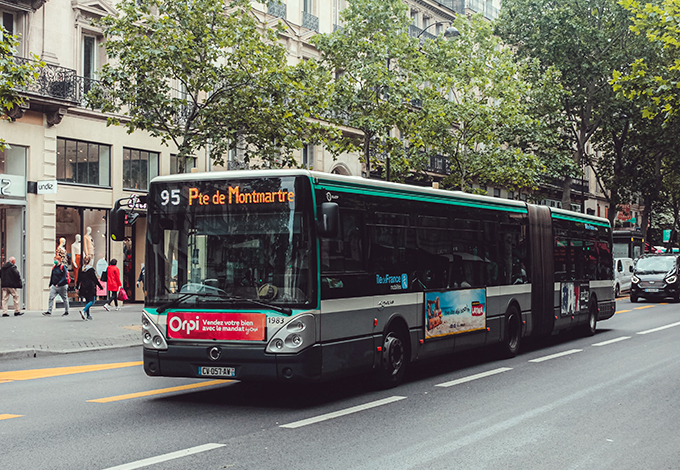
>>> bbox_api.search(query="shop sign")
[37,180,58,194]
[0,174,26,198]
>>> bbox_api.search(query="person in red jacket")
[104,259,122,311]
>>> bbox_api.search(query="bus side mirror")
[110,200,126,241]
[317,202,339,238]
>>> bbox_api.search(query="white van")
[614,258,634,297]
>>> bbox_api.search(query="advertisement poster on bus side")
[560,283,590,317]
[425,288,486,339]
[166,312,266,341]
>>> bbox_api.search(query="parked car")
[614,258,634,297]
[630,254,680,302]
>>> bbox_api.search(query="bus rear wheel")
[377,328,408,388]
[500,305,521,359]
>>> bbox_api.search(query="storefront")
[56,205,109,304]
[0,145,27,310]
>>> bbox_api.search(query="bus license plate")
[198,366,236,378]
[645,288,659,293]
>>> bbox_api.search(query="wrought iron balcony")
[302,11,319,32]
[427,154,451,175]
[267,1,286,19]
[227,160,249,171]
[14,57,80,103]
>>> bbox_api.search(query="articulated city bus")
[117,170,614,387]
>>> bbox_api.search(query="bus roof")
[150,169,610,225]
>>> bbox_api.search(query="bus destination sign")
[188,186,294,206]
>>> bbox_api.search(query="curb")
[0,343,140,361]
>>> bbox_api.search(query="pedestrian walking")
[136,264,145,296]
[75,255,102,320]
[44,256,70,316]
[104,259,122,311]
[1,256,23,317]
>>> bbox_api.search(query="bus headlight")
[632,275,640,284]
[142,312,168,350]
[665,275,677,285]
[266,314,315,354]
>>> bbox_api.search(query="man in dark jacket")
[43,256,70,316]
[1,256,23,317]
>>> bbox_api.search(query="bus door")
[527,205,554,336]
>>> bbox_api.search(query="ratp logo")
[401,274,408,290]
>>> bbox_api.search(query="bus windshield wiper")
[223,295,292,316]
[156,292,292,316]
[156,292,225,313]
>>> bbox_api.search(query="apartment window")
[302,144,314,169]
[170,155,196,174]
[410,11,418,26]
[493,188,501,198]
[507,191,514,200]
[57,138,111,186]
[123,148,159,191]
[303,0,312,12]
[2,12,14,38]
[422,16,430,29]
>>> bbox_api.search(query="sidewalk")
[0,303,143,360]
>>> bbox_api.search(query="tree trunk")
[364,136,371,178]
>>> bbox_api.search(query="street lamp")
[416,22,461,40]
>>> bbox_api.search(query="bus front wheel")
[500,305,521,359]
[377,328,408,388]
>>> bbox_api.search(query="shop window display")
[56,206,108,303]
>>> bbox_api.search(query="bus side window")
[320,210,364,273]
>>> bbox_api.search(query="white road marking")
[100,443,225,470]
[529,349,582,363]
[280,396,406,429]
[435,367,513,388]
[592,336,631,347]
[637,321,680,335]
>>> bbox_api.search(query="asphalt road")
[2,297,679,470]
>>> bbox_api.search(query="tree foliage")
[1,27,43,150]
[496,0,644,208]
[91,0,332,168]
[411,14,559,192]
[612,0,680,122]
[311,0,424,178]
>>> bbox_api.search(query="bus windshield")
[146,176,315,309]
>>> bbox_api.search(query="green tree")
[496,0,643,209]
[90,0,330,169]
[1,27,43,150]
[410,14,556,192]
[612,0,680,122]
[311,0,423,178]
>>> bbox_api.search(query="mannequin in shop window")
[84,227,94,266]
[56,238,67,264]
[71,234,82,284]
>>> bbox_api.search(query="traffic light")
[110,200,126,241]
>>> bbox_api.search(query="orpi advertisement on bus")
[166,312,266,341]
[424,288,486,339]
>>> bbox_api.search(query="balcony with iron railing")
[302,11,319,32]
[13,57,113,106]
[267,1,286,19]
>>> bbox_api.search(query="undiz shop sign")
[188,185,294,206]
[167,312,266,341]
